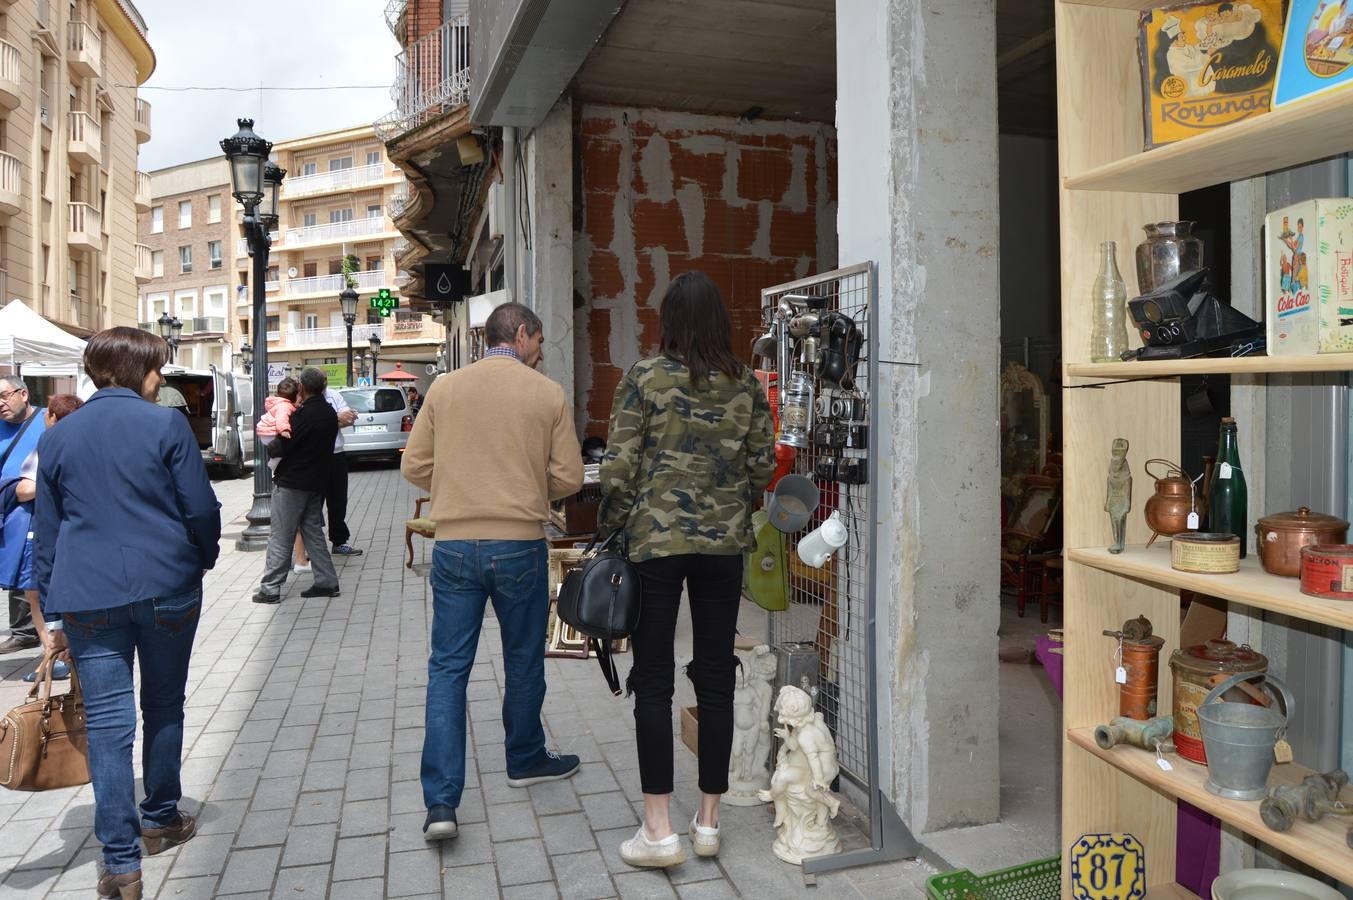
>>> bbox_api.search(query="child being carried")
[255,377,299,471]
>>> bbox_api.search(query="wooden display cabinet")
[1057,1,1353,895]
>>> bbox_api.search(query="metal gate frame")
[761,261,919,875]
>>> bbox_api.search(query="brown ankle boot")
[96,870,142,899]
[142,810,197,855]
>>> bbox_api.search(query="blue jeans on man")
[421,539,578,820]
[64,587,201,875]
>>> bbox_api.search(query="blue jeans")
[64,587,201,874]
[422,539,549,810]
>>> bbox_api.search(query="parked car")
[161,365,254,478]
[339,386,413,463]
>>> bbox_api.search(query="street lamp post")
[169,317,183,364]
[222,118,284,552]
[368,334,381,384]
[240,341,253,375]
[340,286,358,387]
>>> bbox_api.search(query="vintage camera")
[827,395,866,422]
[814,456,867,485]
[1126,268,1263,359]
[814,425,848,449]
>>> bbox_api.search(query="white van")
[161,365,254,477]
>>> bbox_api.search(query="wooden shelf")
[1067,353,1353,379]
[1068,545,1353,631]
[1069,728,1353,885]
[1065,85,1353,195]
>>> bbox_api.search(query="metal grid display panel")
[763,264,874,790]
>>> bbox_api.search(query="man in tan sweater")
[402,302,584,843]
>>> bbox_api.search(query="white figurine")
[726,644,777,806]
[757,684,842,864]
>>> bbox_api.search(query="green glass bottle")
[1207,417,1248,558]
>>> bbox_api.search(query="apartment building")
[1,0,154,333]
[135,157,234,371]
[239,124,436,381]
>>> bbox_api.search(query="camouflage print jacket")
[598,356,776,562]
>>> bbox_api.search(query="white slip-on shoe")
[688,813,720,857]
[619,826,686,868]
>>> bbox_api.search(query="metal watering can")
[1198,671,1294,801]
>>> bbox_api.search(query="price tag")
[1219,462,1233,479]
[1187,512,1200,530]
[1115,666,1128,684]
[1155,745,1173,772]
[1070,833,1146,900]
[1274,739,1293,764]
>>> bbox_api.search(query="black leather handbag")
[556,530,641,696]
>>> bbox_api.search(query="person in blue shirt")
[0,375,46,654]
[33,327,221,900]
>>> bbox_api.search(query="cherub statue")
[757,684,842,864]
[1106,437,1132,554]
[726,644,777,806]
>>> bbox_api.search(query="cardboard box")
[1138,1,1283,149]
[1265,199,1353,355]
[680,706,699,757]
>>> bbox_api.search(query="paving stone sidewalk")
[0,466,935,898]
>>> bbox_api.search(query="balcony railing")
[68,110,101,165]
[0,151,21,215]
[374,13,470,142]
[281,162,388,198]
[283,215,386,248]
[185,316,226,335]
[68,201,101,247]
[134,243,152,281]
[388,187,411,219]
[384,0,407,36]
[134,98,151,142]
[67,21,101,77]
[281,315,437,349]
[0,40,21,111]
[237,232,280,257]
[135,170,151,210]
[283,269,387,297]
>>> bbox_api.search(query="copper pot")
[1144,459,1202,547]
[1255,507,1349,577]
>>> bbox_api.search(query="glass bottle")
[1090,241,1130,363]
[1207,417,1248,558]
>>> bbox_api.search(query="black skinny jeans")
[629,553,743,796]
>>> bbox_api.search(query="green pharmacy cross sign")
[370,288,399,318]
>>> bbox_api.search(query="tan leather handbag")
[0,653,90,791]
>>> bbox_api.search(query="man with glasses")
[0,376,46,653]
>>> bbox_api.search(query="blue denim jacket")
[33,388,222,617]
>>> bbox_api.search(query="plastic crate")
[925,856,1061,900]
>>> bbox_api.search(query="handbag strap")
[592,637,623,697]
[25,650,80,706]
[0,410,38,477]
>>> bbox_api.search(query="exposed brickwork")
[575,105,837,434]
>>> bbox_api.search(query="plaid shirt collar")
[485,346,520,362]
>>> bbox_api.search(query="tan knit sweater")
[401,356,584,541]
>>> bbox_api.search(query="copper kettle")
[1144,459,1203,548]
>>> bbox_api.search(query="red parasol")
[379,362,418,381]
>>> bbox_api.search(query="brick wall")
[574,105,837,435]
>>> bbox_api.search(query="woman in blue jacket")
[33,327,222,900]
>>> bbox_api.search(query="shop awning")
[0,300,87,378]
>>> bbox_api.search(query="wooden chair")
[404,497,435,568]
[999,474,1062,620]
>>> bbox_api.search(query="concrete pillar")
[525,97,576,410]
[836,0,1001,831]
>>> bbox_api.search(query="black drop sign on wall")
[424,264,471,304]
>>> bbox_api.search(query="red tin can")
[1169,640,1268,765]
[1301,544,1353,601]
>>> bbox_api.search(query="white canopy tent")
[0,300,94,397]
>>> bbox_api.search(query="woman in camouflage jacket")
[599,271,776,868]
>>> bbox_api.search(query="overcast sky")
[135,0,400,171]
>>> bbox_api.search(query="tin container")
[1300,544,1353,601]
[1169,640,1268,764]
[1171,532,1241,574]
[1255,507,1349,578]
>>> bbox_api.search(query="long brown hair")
[659,272,744,385]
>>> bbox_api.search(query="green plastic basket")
[925,856,1061,900]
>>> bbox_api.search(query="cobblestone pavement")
[0,465,935,898]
